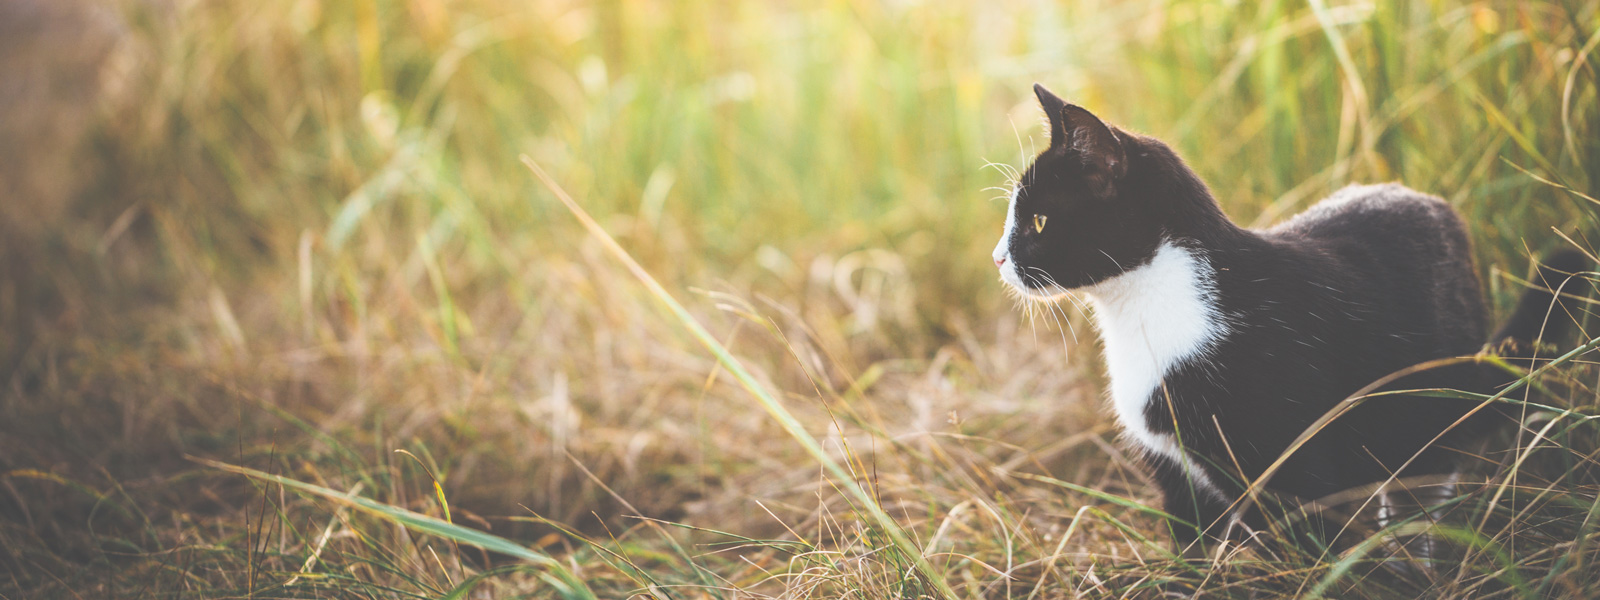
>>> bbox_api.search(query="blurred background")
[1,0,1595,596]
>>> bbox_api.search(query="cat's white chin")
[1004,278,1073,300]
[997,255,1074,299]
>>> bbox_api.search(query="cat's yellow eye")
[1032,214,1048,234]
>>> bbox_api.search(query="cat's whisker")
[1031,269,1089,314]
[1025,277,1046,344]
[1022,271,1076,358]
[1020,302,1035,342]
[1056,296,1093,327]
[1037,289,1074,356]
[1009,117,1027,168]
[1046,275,1090,315]
[1028,270,1077,333]
[1064,291,1094,316]
[979,159,1021,186]
[1000,278,1021,314]
[1099,249,1125,272]
[1030,268,1083,347]
[1016,276,1043,344]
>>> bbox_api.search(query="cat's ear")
[1033,83,1069,145]
[1034,85,1126,198]
[1062,108,1127,199]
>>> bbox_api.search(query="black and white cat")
[993,84,1586,550]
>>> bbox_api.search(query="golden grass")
[1,0,1598,597]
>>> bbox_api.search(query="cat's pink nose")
[994,257,1006,268]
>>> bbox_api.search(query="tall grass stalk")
[524,155,957,598]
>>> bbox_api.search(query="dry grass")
[2,0,1599,597]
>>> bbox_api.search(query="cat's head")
[992,84,1164,297]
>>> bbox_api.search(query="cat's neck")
[1084,240,1230,449]
[1125,137,1249,247]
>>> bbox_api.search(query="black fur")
[1492,250,1591,350]
[1001,84,1591,549]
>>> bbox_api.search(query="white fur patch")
[993,187,1025,288]
[1085,242,1231,500]
[991,192,1229,499]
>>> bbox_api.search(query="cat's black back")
[1158,187,1484,508]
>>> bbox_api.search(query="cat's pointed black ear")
[1058,104,1127,199]
[1033,83,1069,146]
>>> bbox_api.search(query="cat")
[992,83,1589,552]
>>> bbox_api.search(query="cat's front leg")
[1147,454,1233,556]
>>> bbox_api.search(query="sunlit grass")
[1,0,1597,597]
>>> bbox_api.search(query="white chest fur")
[1085,241,1230,498]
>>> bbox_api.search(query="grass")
[1,0,1598,597]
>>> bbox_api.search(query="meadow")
[1,0,1598,597]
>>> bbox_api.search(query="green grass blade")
[194,457,596,600]
[523,155,957,599]
[1014,472,1195,530]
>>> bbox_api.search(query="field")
[2,0,1599,597]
